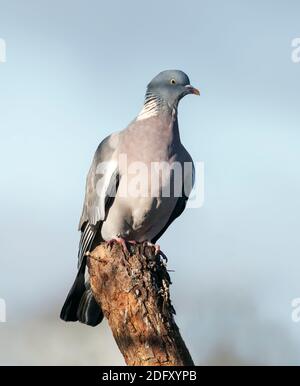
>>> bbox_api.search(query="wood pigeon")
[60,70,199,326]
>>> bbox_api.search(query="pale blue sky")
[0,0,300,364]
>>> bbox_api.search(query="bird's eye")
[170,79,176,85]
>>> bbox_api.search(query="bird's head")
[146,70,200,110]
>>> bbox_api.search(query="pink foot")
[106,238,137,255]
[107,237,129,255]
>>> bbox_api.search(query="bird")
[60,69,199,326]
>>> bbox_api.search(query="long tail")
[60,255,104,327]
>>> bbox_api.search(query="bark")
[87,242,194,366]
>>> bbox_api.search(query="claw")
[106,237,130,255]
[106,238,138,255]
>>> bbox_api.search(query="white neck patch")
[136,98,160,121]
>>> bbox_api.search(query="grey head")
[145,70,199,111]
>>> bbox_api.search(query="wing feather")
[152,156,194,243]
[77,133,120,267]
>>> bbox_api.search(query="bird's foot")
[142,241,168,261]
[106,237,137,255]
[107,237,129,255]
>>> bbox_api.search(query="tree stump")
[87,242,194,366]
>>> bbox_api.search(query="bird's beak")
[185,85,200,96]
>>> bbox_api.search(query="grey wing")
[77,133,120,268]
[152,157,195,243]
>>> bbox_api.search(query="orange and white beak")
[185,85,200,95]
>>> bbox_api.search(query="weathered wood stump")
[87,242,194,366]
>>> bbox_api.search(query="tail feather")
[60,255,103,327]
[77,288,104,326]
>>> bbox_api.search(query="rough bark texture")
[87,242,194,366]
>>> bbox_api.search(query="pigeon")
[60,70,199,326]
